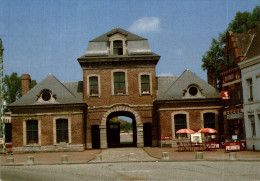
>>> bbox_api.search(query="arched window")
[113,40,123,55]
[204,113,215,129]
[174,114,187,137]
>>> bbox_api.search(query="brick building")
[9,28,222,152]
[220,30,255,142]
[155,70,222,147]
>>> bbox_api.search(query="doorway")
[143,123,152,147]
[91,125,100,149]
[106,111,137,148]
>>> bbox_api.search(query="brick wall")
[11,105,86,152]
[155,99,222,141]
[83,67,156,107]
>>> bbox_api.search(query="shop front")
[225,110,246,151]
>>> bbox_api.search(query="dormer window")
[109,33,127,55]
[42,90,52,101]
[183,84,205,99]
[113,40,123,55]
[37,89,56,103]
[188,86,198,96]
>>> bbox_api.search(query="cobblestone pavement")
[91,147,158,162]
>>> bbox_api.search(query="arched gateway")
[99,105,143,148]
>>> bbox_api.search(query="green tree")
[4,73,37,105]
[202,6,260,90]
[4,73,21,105]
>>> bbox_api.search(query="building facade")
[155,70,222,147]
[9,28,222,152]
[219,30,255,142]
[239,26,260,151]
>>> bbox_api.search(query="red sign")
[161,136,172,140]
[225,142,240,151]
[224,73,235,83]
[206,142,220,149]
[221,91,230,100]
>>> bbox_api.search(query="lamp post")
[0,38,5,153]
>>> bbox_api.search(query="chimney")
[207,68,217,88]
[21,74,31,96]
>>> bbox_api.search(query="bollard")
[195,152,204,160]
[128,153,135,161]
[27,156,35,165]
[162,152,170,160]
[7,158,14,165]
[229,152,237,160]
[61,155,69,164]
[94,154,102,162]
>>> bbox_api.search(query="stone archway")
[100,105,143,148]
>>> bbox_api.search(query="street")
[1,161,260,181]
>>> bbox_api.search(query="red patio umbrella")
[198,128,218,134]
[176,128,195,134]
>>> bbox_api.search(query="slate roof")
[157,70,221,101]
[90,28,147,42]
[78,27,158,58]
[244,25,260,60]
[9,74,85,107]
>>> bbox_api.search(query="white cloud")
[158,72,173,76]
[128,17,161,33]
[175,49,183,56]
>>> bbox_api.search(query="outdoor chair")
[177,142,185,151]
[185,142,194,151]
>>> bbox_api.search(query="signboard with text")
[221,91,230,100]
[225,142,240,151]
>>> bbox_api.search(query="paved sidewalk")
[91,147,158,162]
[0,149,101,165]
[144,147,260,161]
[1,147,260,165]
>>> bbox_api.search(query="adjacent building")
[239,26,260,151]
[9,28,222,152]
[219,30,255,142]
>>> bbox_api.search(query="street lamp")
[0,100,6,153]
[0,37,5,153]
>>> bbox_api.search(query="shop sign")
[221,91,230,100]
[206,142,220,149]
[223,73,240,84]
[224,73,235,83]
[225,142,240,151]
[227,112,242,120]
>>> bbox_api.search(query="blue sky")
[0,0,259,82]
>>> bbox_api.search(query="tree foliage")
[110,117,133,131]
[4,73,37,106]
[201,6,260,89]
[4,73,21,105]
